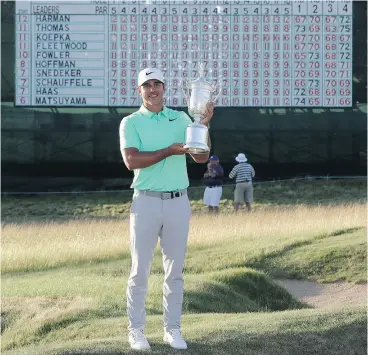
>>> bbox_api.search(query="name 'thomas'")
[36,24,69,31]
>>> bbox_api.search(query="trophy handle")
[211,82,222,104]
[179,79,191,105]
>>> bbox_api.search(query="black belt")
[238,180,251,183]
[207,185,222,188]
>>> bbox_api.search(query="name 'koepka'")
[36,34,70,41]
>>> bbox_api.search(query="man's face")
[137,79,165,107]
[209,160,218,166]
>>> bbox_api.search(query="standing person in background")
[119,67,214,351]
[203,155,224,213]
[229,153,255,212]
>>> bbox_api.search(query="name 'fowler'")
[36,51,70,59]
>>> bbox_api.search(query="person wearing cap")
[119,67,214,351]
[229,153,256,212]
[203,155,224,213]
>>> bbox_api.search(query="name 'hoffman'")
[35,13,91,103]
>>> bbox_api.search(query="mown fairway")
[1,180,367,355]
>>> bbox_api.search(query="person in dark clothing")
[203,155,224,213]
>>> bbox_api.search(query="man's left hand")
[200,102,214,127]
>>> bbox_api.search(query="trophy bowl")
[180,64,221,154]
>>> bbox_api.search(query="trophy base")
[184,142,210,154]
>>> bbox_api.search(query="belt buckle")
[161,192,171,200]
[162,191,181,200]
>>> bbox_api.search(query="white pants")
[127,191,191,332]
[203,186,222,207]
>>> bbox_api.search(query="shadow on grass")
[1,269,305,351]
[55,322,367,355]
[183,269,305,313]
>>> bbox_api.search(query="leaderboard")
[15,0,353,107]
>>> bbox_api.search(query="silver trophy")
[180,63,221,154]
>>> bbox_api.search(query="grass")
[1,308,366,355]
[1,180,367,354]
[2,204,366,278]
[1,180,366,219]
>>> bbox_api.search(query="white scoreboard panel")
[15,0,353,107]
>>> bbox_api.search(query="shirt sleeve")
[229,166,237,179]
[251,165,255,177]
[119,116,141,154]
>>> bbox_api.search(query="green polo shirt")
[119,104,192,191]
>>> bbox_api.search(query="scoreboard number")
[15,0,353,107]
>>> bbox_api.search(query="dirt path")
[275,279,367,309]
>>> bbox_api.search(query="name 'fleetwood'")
[36,42,87,50]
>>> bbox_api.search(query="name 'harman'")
[36,15,70,22]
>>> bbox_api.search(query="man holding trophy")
[119,66,219,350]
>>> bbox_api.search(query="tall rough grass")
[2,203,366,273]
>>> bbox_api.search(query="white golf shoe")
[163,329,188,350]
[128,329,151,350]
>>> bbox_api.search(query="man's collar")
[139,104,168,118]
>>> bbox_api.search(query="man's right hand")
[168,143,188,155]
